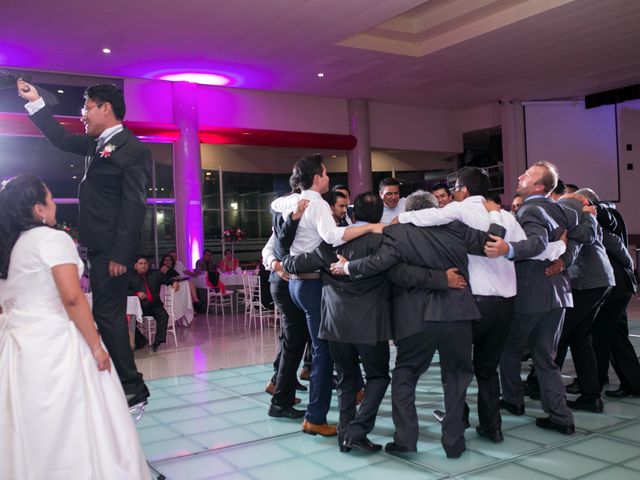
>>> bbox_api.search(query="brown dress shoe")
[302,420,337,437]
[299,368,310,381]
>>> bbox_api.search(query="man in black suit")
[129,256,176,352]
[18,80,151,407]
[332,191,491,458]
[485,161,585,434]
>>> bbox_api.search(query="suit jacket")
[558,198,614,290]
[510,196,593,313]
[30,106,151,266]
[283,233,393,345]
[347,221,488,341]
[268,209,300,284]
[602,227,637,295]
[129,270,173,308]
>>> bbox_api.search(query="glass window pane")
[148,143,174,198]
[140,205,176,261]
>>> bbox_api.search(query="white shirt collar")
[98,124,124,144]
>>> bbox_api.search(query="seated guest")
[167,249,200,307]
[219,249,239,273]
[194,249,226,308]
[129,255,176,352]
[160,254,181,280]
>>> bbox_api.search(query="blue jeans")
[289,278,333,424]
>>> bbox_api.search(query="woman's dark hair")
[160,254,175,268]
[0,174,50,279]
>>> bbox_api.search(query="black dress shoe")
[565,379,581,395]
[150,341,162,353]
[535,416,575,434]
[268,405,306,419]
[500,399,525,416]
[432,409,470,429]
[339,445,351,453]
[444,445,466,459]
[604,387,639,398]
[523,381,541,400]
[343,437,382,453]
[384,442,417,454]
[475,425,504,443]
[295,380,308,392]
[567,396,604,413]
[126,390,150,409]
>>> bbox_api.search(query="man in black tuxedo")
[18,80,151,407]
[129,256,176,352]
[332,191,491,459]
[485,161,584,434]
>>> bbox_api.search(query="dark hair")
[456,167,490,197]
[353,192,383,223]
[134,255,149,263]
[565,183,580,194]
[203,249,213,255]
[160,254,175,268]
[552,178,566,196]
[290,154,324,190]
[322,190,347,207]
[378,177,400,193]
[332,184,350,195]
[0,175,50,279]
[486,191,502,206]
[430,182,451,194]
[84,84,126,120]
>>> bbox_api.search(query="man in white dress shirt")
[379,178,407,224]
[396,167,566,442]
[270,154,382,437]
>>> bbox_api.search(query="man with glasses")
[17,80,152,408]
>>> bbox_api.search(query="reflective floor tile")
[563,435,640,463]
[466,433,542,460]
[154,452,236,480]
[517,449,609,479]
[622,456,640,471]
[143,437,205,462]
[408,448,498,476]
[342,459,440,480]
[506,422,584,445]
[246,456,332,480]
[605,422,640,442]
[461,462,559,479]
[577,465,640,480]
[138,424,182,444]
[155,405,211,424]
[190,426,262,450]
[244,418,305,437]
[170,415,235,436]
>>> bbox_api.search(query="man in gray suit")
[485,161,590,434]
[332,191,492,458]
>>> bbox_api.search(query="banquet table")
[219,270,254,288]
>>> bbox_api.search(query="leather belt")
[289,273,321,280]
[473,295,508,303]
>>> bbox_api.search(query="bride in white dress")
[0,175,150,479]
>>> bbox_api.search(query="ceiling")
[2,0,640,109]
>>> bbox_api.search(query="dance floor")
[135,301,640,480]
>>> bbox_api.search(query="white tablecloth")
[161,284,194,326]
[219,271,254,287]
[84,293,143,323]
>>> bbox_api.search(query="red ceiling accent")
[0,112,357,149]
[199,126,356,149]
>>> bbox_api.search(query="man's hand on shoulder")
[291,199,310,221]
[484,234,509,258]
[330,254,348,276]
[108,261,127,277]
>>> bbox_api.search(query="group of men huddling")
[261,154,639,459]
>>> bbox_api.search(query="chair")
[140,315,156,344]
[235,270,249,312]
[245,273,278,330]
[162,287,178,347]
[206,288,234,317]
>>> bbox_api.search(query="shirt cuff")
[397,212,409,224]
[343,261,350,276]
[24,97,46,115]
[506,243,515,260]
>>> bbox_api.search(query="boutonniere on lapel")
[100,144,116,158]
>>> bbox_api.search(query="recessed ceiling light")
[331,155,337,158]
[57,89,64,94]
[205,172,212,176]
[317,73,325,78]
[102,48,111,54]
[72,176,77,179]
[159,72,230,86]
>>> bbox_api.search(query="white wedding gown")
[0,227,150,479]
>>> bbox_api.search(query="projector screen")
[524,101,619,201]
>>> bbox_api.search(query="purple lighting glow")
[159,72,231,86]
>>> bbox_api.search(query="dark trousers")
[392,322,473,457]
[592,289,640,392]
[500,308,573,425]
[289,278,333,424]
[555,287,611,400]
[141,300,169,344]
[270,280,309,408]
[88,251,146,397]
[473,298,514,433]
[329,340,390,444]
